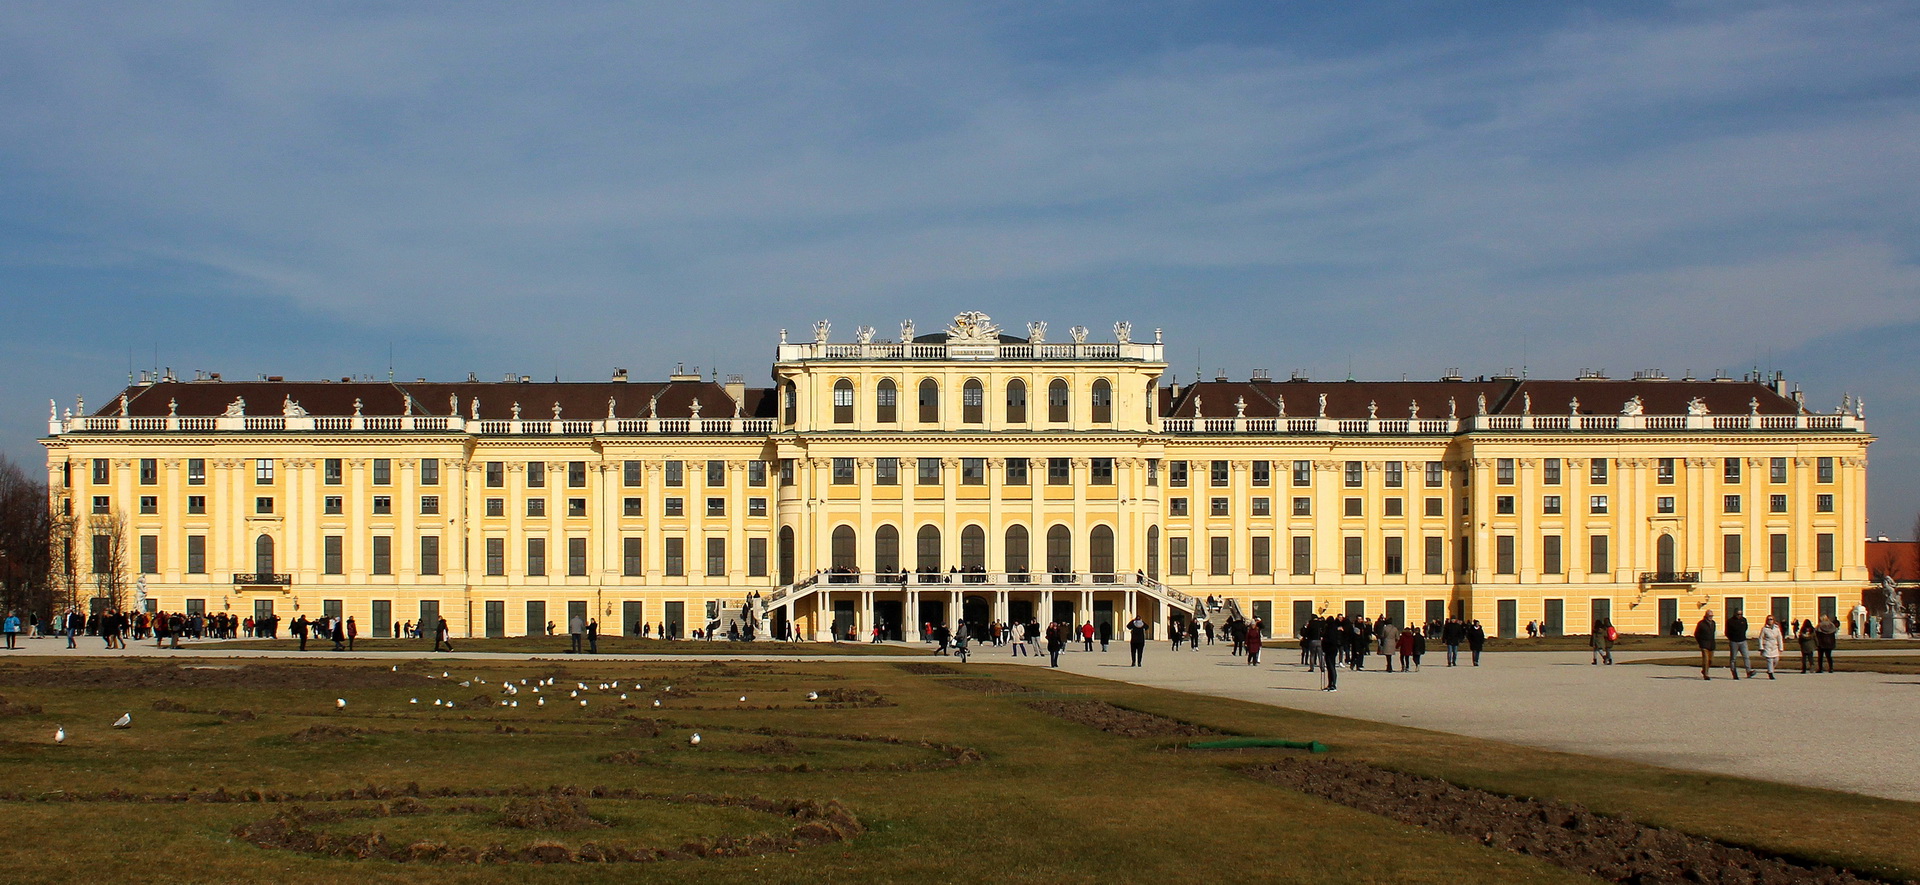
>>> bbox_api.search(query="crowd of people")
[1691,611,1842,679]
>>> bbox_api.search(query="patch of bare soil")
[610,719,667,738]
[895,662,961,675]
[811,688,893,707]
[733,738,806,757]
[150,698,256,720]
[1246,758,1885,885]
[288,725,374,743]
[498,796,605,831]
[940,679,1032,694]
[0,695,42,717]
[1025,700,1219,738]
[0,663,429,690]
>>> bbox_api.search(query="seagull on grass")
[689,733,701,746]
[336,698,346,709]
[54,726,65,744]
[112,713,131,728]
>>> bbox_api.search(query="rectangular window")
[918,458,941,485]
[139,495,157,514]
[371,535,391,575]
[875,458,899,485]
[706,497,725,517]
[1495,535,1515,574]
[187,458,206,485]
[364,495,389,515]
[1210,536,1230,575]
[665,538,685,576]
[486,461,504,488]
[1496,458,1515,485]
[569,537,588,576]
[255,459,274,483]
[485,498,503,517]
[707,537,726,575]
[1655,496,1674,514]
[1816,494,1834,513]
[1344,461,1362,488]
[565,497,586,517]
[372,458,391,485]
[420,536,440,576]
[1343,497,1361,517]
[1210,497,1229,516]
[1589,495,1609,514]
[624,497,644,517]
[623,537,643,576]
[1379,461,1402,489]
[1146,459,1159,486]
[1169,537,1188,576]
[1252,497,1270,516]
[963,458,987,485]
[90,534,109,574]
[748,497,767,517]
[748,461,767,486]
[831,457,855,485]
[1543,458,1561,485]
[1542,495,1561,515]
[527,462,546,488]
[186,495,206,515]
[138,534,157,573]
[1723,494,1741,514]
[1723,458,1741,484]
[1169,498,1188,516]
[1169,461,1188,487]
[1383,537,1404,575]
[1251,535,1271,573]
[1210,460,1229,486]
[664,498,683,517]
[780,459,795,486]
[1590,458,1609,483]
[1770,457,1787,483]
[706,460,724,488]
[525,538,546,576]
[1656,458,1676,484]
[565,461,585,488]
[1425,497,1443,517]
[1343,537,1363,575]
[1005,458,1028,485]
[663,460,683,487]
[1048,457,1072,485]
[1292,535,1312,575]
[526,498,545,517]
[1589,535,1610,574]
[1542,535,1562,575]
[1090,458,1113,485]
[624,461,643,486]
[315,458,340,485]
[748,537,768,576]
[1295,460,1313,487]
[1384,497,1403,517]
[138,458,157,485]
[1816,533,1834,572]
[324,536,344,574]
[322,495,343,515]
[1251,460,1270,487]
[1496,496,1515,515]
[92,459,109,484]
[485,538,505,576]
[1424,461,1443,487]
[1817,457,1834,483]
[1769,494,1787,513]
[417,495,438,515]
[1424,536,1444,574]
[1723,534,1742,573]
[186,535,206,574]
[1292,497,1311,516]
[1769,533,1788,572]
[255,496,273,514]
[420,459,439,485]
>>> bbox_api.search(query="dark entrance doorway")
[831,599,856,641]
[1093,600,1114,643]
[1009,599,1034,625]
[962,596,991,639]
[1052,599,1074,628]
[917,600,945,640]
[874,600,903,641]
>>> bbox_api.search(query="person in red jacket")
[1245,619,1263,665]
[1080,621,1095,651]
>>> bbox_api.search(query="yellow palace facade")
[42,312,1872,641]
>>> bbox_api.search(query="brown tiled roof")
[1165,380,1515,420]
[99,378,771,420]
[1502,380,1799,416]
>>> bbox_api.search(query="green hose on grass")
[1187,737,1328,753]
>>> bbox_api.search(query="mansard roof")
[1163,377,1804,420]
[98,378,772,421]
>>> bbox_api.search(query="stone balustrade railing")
[1157,413,1863,435]
[54,415,780,436]
[776,341,1164,362]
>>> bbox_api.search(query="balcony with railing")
[1639,571,1701,587]
[777,340,1164,363]
[232,573,293,586]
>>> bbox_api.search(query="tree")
[85,510,130,613]
[0,454,55,619]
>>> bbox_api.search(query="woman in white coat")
[1757,614,1785,680]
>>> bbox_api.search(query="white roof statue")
[1367,400,1378,419]
[1027,321,1047,345]
[1621,395,1644,416]
[1069,325,1089,344]
[946,311,1001,344]
[551,401,562,419]
[1113,321,1132,344]
[855,325,875,344]
[1275,395,1285,418]
[222,397,247,418]
[1409,400,1419,419]
[1685,397,1709,416]
[282,396,307,418]
[470,397,480,420]
[1318,393,1328,417]
[813,319,831,344]
[1191,396,1202,419]
[689,397,703,419]
[607,396,617,419]
[901,319,915,342]
[1522,393,1531,415]
[450,393,459,417]
[1235,396,1246,418]
[1476,393,1487,415]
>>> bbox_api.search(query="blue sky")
[3,1,1917,533]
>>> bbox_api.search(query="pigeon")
[336,698,346,709]
[689,733,701,745]
[54,726,65,744]
[807,691,819,701]
[113,713,131,728]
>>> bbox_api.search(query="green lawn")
[0,654,1910,884]
[190,636,932,656]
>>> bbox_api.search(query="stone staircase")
[704,598,765,640]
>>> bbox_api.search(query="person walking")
[568,614,585,653]
[1378,619,1401,673]
[345,616,357,651]
[1396,625,1416,672]
[1466,620,1487,666]
[1046,622,1064,668]
[1442,618,1463,666]
[1757,615,1784,679]
[1081,621,1095,652]
[1320,618,1342,691]
[1591,619,1615,665]
[434,617,453,652]
[587,619,599,654]
[1795,619,1816,673]
[1694,611,1718,680]
[1245,619,1262,665]
[1127,615,1147,667]
[2,611,17,650]
[1725,609,1751,679]
[1814,615,1838,672]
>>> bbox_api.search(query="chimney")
[611,368,629,382]
[724,374,745,406]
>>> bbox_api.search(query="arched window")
[1090,525,1115,582]
[783,381,797,425]
[1048,379,1070,423]
[255,534,275,575]
[962,379,984,424]
[1046,524,1072,579]
[1091,379,1112,424]
[831,525,857,576]
[1006,379,1027,424]
[876,379,898,423]
[960,525,986,576]
[832,379,854,424]
[916,525,942,575]
[874,525,900,575]
[1146,526,1160,580]
[1005,525,1030,578]
[778,527,796,585]
[918,379,939,424]
[1657,534,1678,575]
